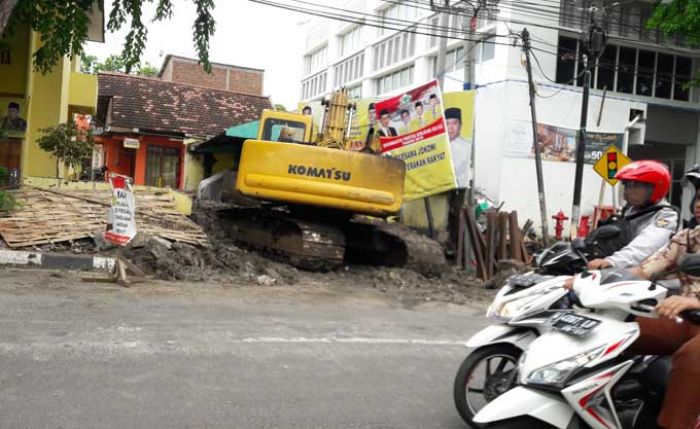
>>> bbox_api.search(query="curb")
[0,250,116,272]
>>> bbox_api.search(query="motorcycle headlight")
[487,286,560,322]
[527,346,605,387]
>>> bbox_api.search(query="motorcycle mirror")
[593,225,621,240]
[679,254,700,277]
[571,238,587,251]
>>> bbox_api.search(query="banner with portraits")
[297,83,476,199]
[375,80,456,200]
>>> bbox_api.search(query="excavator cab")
[257,110,313,145]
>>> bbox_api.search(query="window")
[375,64,414,95]
[146,146,180,189]
[428,15,440,48]
[348,85,362,99]
[674,56,692,101]
[429,46,466,77]
[261,118,307,143]
[379,1,420,36]
[595,45,617,90]
[303,45,328,75]
[481,38,495,62]
[555,36,693,101]
[373,30,416,71]
[338,26,362,57]
[301,71,328,100]
[334,52,365,87]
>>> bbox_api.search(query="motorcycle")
[453,237,594,426]
[471,254,700,429]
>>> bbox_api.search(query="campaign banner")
[506,120,623,164]
[376,80,456,200]
[104,175,137,246]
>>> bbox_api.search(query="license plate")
[546,312,601,337]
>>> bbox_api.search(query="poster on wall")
[505,120,623,164]
[0,100,27,135]
[376,79,457,200]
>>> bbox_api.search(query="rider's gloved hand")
[587,258,613,270]
[656,295,700,319]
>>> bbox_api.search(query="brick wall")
[164,57,264,96]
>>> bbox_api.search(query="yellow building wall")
[18,31,97,179]
[0,23,29,96]
[68,72,98,108]
[184,152,204,192]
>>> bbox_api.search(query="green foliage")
[0,167,16,211]
[273,104,287,112]
[648,0,700,47]
[36,122,94,178]
[7,0,216,74]
[80,53,158,76]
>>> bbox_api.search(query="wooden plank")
[497,212,508,261]
[464,207,487,281]
[509,211,523,261]
[485,210,498,281]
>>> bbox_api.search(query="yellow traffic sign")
[593,145,631,186]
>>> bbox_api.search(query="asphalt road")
[0,268,489,429]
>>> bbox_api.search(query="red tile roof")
[97,72,271,138]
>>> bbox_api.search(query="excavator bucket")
[236,140,405,217]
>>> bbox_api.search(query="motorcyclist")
[587,160,678,269]
[683,163,700,228]
[625,186,700,429]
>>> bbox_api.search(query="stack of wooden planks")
[458,206,533,282]
[0,186,209,248]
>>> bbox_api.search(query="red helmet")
[615,160,671,204]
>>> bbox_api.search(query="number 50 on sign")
[593,145,632,186]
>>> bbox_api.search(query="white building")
[300,0,700,230]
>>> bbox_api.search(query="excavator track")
[214,206,446,275]
[217,207,345,271]
[343,218,446,276]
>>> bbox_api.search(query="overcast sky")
[84,0,313,110]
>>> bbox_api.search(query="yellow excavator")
[222,88,445,272]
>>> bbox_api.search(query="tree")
[273,104,287,112]
[5,0,215,74]
[648,0,700,47]
[37,122,94,182]
[81,54,159,77]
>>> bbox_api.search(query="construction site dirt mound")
[121,234,492,305]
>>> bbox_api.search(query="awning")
[225,120,259,139]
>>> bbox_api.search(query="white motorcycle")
[453,241,589,426]
[471,254,700,429]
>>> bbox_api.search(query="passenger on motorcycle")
[587,160,678,270]
[627,190,700,429]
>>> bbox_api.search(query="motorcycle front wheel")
[453,343,521,428]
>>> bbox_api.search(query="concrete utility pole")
[570,1,606,239]
[436,10,450,89]
[522,28,550,247]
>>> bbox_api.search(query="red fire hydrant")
[552,210,569,241]
[578,215,591,238]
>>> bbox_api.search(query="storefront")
[96,134,186,189]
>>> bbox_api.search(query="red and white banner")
[375,79,456,200]
[104,175,137,246]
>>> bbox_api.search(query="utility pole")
[436,10,450,89]
[522,28,550,247]
[570,2,606,239]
